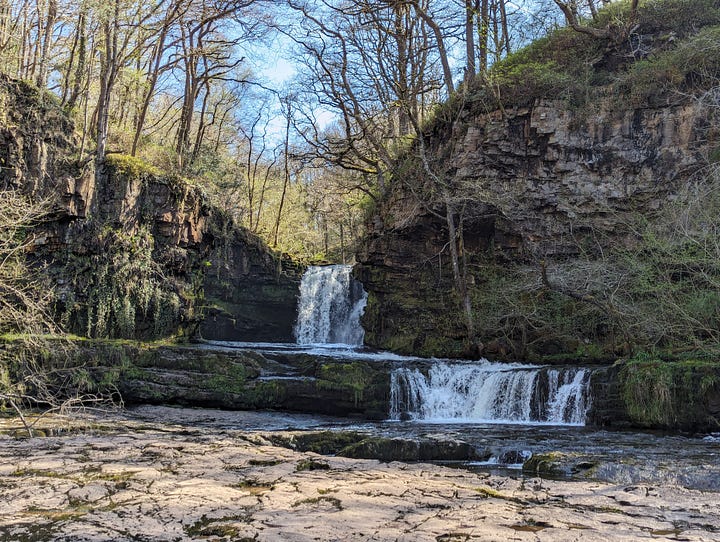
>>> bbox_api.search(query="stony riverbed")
[1,407,719,541]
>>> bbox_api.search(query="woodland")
[3,5,720,539]
[0,0,640,260]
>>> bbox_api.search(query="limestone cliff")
[0,74,301,342]
[357,15,720,360]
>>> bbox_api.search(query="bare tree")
[552,0,639,39]
[174,0,259,170]
[273,95,294,247]
[285,0,453,196]
[0,191,118,437]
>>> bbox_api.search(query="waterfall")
[390,362,591,425]
[294,265,367,345]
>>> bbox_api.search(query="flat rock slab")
[1,416,719,541]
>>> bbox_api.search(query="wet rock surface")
[1,407,719,542]
[115,344,392,418]
[267,431,482,462]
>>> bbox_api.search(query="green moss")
[474,486,526,504]
[270,431,364,455]
[619,354,720,428]
[207,363,252,393]
[185,514,250,538]
[231,479,273,494]
[379,335,412,355]
[11,468,67,478]
[295,459,330,472]
[64,225,185,340]
[291,495,343,510]
[106,153,162,179]
[521,452,566,478]
[317,362,374,405]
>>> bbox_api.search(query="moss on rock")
[618,355,720,430]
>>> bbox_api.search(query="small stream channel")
[127,404,720,491]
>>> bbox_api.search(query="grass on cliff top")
[453,0,720,112]
[104,153,208,199]
[105,154,162,179]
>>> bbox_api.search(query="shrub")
[639,0,720,36]
[617,26,720,107]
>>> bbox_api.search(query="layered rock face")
[452,100,704,256]
[356,97,712,359]
[0,75,301,342]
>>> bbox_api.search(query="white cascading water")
[390,362,591,425]
[294,265,367,345]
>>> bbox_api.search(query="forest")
[0,0,628,260]
[2,3,720,537]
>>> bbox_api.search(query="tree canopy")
[0,0,680,261]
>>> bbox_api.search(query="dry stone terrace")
[1,408,719,541]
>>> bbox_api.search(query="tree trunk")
[66,11,86,110]
[410,1,455,95]
[36,0,56,87]
[442,189,477,350]
[394,4,410,135]
[499,0,510,56]
[464,0,476,84]
[478,0,489,72]
[131,10,173,156]
[96,0,120,168]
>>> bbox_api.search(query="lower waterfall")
[390,362,591,425]
[294,265,367,345]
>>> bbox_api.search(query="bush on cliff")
[459,0,720,113]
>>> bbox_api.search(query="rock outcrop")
[43,341,391,419]
[0,75,301,342]
[4,410,720,541]
[588,359,720,432]
[357,93,715,360]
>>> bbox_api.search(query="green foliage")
[490,60,575,104]
[482,26,605,108]
[465,264,613,361]
[619,353,675,426]
[616,26,720,107]
[619,353,720,428]
[639,0,720,36]
[105,154,162,179]
[615,174,720,349]
[454,0,720,114]
[66,225,182,340]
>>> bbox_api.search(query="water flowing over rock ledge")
[5,337,717,432]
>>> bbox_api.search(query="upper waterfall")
[294,265,367,345]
